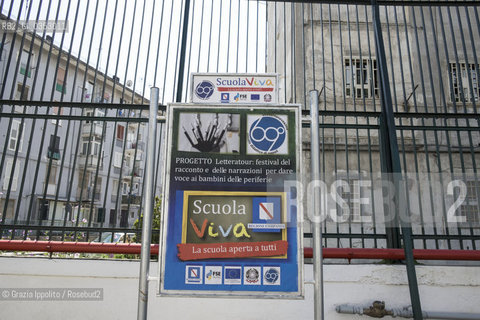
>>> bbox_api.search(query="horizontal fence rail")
[2,240,480,261]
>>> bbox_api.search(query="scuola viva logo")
[216,77,274,87]
[195,81,215,100]
[248,116,286,154]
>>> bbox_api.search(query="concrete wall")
[0,257,479,319]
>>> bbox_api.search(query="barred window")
[460,180,479,225]
[19,49,34,78]
[345,58,378,98]
[55,67,66,94]
[8,120,24,152]
[450,63,479,103]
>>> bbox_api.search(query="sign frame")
[158,103,303,299]
[190,73,279,104]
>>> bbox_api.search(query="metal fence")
[0,0,479,252]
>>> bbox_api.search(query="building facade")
[267,3,480,250]
[0,25,149,233]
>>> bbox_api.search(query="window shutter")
[3,160,12,190]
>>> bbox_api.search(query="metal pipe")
[137,87,159,320]
[310,90,324,320]
[336,303,480,319]
[1,240,480,261]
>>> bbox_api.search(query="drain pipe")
[336,302,480,320]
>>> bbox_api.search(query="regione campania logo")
[248,115,287,154]
[185,265,203,284]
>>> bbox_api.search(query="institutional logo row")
[185,265,281,286]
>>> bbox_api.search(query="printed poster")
[159,104,303,298]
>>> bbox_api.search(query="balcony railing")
[77,155,104,170]
[126,141,145,152]
[121,194,141,206]
[82,123,104,136]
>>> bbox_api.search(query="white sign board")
[191,73,279,104]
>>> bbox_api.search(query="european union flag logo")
[251,94,260,100]
[225,267,241,279]
[224,266,242,284]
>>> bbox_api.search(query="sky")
[2,0,267,103]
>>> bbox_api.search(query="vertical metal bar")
[87,0,112,237]
[283,2,286,102]
[310,90,324,320]
[0,0,23,99]
[353,5,366,247]
[98,0,122,233]
[62,0,92,239]
[39,0,68,235]
[445,5,469,249]
[362,4,379,247]
[3,0,34,238]
[137,87,158,320]
[153,0,167,89]
[319,4,328,246]
[399,5,427,251]
[264,1,267,72]
[256,0,259,73]
[135,0,159,222]
[463,7,480,246]
[74,0,101,235]
[195,0,205,74]
[227,0,232,72]
[23,0,57,235]
[340,4,352,248]
[301,3,307,107]
[372,2,423,319]
[43,0,73,238]
[206,0,214,72]
[0,1,25,228]
[310,3,316,91]
[162,0,179,103]
[419,5,451,249]
[246,0,250,72]
[126,0,147,217]
[291,2,296,103]
[364,4,377,113]
[216,0,223,73]
[453,5,478,249]
[0,1,15,90]
[13,1,47,239]
[49,0,82,232]
[410,6,439,250]
[153,121,164,196]
[428,6,455,250]
[184,1,195,99]
[327,3,340,247]
[389,6,418,250]
[170,0,185,103]
[113,0,140,228]
[236,0,240,73]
